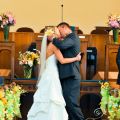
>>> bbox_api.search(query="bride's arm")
[52,44,81,64]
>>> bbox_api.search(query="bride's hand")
[76,53,81,61]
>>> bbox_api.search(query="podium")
[0,41,15,80]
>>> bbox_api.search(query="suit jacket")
[116,47,120,70]
[116,46,120,84]
[53,32,81,80]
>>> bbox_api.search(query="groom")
[52,22,84,120]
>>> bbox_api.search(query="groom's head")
[57,22,72,38]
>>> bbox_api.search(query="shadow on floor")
[17,92,34,120]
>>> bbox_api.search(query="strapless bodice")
[46,54,57,68]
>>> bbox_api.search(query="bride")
[27,27,81,120]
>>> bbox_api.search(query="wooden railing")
[0,31,120,80]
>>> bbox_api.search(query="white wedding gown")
[27,54,68,120]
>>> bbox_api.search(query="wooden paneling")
[0,31,14,41]
[13,32,35,78]
[89,34,109,71]
[0,32,119,80]
[79,34,90,80]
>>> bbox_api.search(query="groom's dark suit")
[116,46,120,84]
[53,32,84,120]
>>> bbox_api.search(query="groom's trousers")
[61,77,84,120]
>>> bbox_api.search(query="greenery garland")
[0,82,25,120]
[100,82,120,120]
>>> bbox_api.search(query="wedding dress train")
[27,54,68,120]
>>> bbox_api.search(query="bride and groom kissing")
[27,22,85,120]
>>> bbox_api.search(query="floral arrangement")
[100,82,120,120]
[108,14,120,28]
[18,50,40,78]
[0,82,25,120]
[0,12,16,28]
[18,51,40,67]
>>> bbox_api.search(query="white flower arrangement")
[18,51,40,68]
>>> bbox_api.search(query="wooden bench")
[12,79,37,92]
[93,71,120,89]
[0,69,11,77]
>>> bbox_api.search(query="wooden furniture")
[13,32,35,78]
[0,31,119,80]
[79,34,89,80]
[91,29,108,34]
[12,79,37,92]
[95,26,111,33]
[80,80,101,97]
[16,27,34,32]
[0,41,15,79]
[104,44,120,80]
[89,33,109,71]
[36,33,43,50]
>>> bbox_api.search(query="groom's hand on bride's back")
[76,53,82,61]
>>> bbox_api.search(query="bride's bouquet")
[45,26,55,36]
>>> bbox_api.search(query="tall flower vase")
[23,66,32,79]
[112,28,119,44]
[3,25,10,41]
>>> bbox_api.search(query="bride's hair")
[47,39,51,45]
[45,26,55,45]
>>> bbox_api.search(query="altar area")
[0,28,120,119]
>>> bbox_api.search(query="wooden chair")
[77,29,83,34]
[40,28,45,33]
[40,27,83,34]
[91,29,108,34]
[16,27,34,32]
[88,29,109,79]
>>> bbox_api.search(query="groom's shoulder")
[68,32,79,39]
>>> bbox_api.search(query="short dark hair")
[57,22,70,29]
